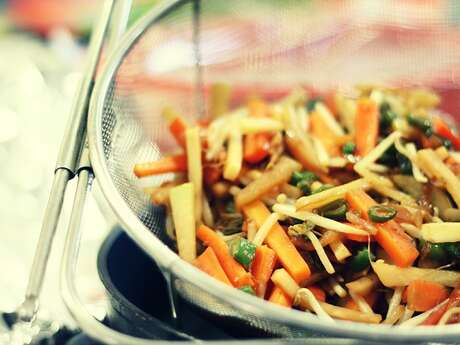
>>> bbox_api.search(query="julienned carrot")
[250,245,277,297]
[422,285,460,325]
[196,225,253,287]
[134,154,187,177]
[242,201,311,284]
[268,286,293,307]
[310,111,340,156]
[433,116,460,149]
[162,107,188,147]
[195,247,232,286]
[355,98,379,156]
[244,134,270,164]
[244,99,271,164]
[345,190,419,267]
[406,280,449,312]
[307,285,326,302]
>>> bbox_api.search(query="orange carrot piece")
[406,280,449,312]
[244,133,270,164]
[345,190,419,267]
[169,116,188,148]
[355,98,379,156]
[195,247,232,286]
[422,285,460,325]
[310,111,340,156]
[133,154,187,177]
[250,245,277,298]
[244,99,271,164]
[196,225,253,287]
[308,285,326,302]
[268,286,293,308]
[242,201,311,284]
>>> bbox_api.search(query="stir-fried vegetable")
[139,85,460,327]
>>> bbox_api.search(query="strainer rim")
[88,0,460,341]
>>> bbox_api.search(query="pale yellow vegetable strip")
[169,183,196,262]
[394,138,427,183]
[398,300,448,327]
[235,157,302,209]
[306,231,335,274]
[311,136,330,166]
[247,220,257,242]
[349,291,374,315]
[295,178,370,211]
[296,289,334,322]
[271,269,333,322]
[397,307,414,325]
[223,127,243,181]
[239,117,284,134]
[209,82,231,118]
[315,102,345,136]
[297,106,309,132]
[328,277,347,297]
[384,287,403,324]
[273,203,368,236]
[366,163,389,173]
[417,149,460,207]
[329,240,352,262]
[354,164,394,188]
[202,194,214,227]
[421,222,460,243]
[372,260,460,287]
[357,131,402,167]
[345,274,379,296]
[435,146,449,160]
[400,223,422,239]
[372,184,416,206]
[334,93,356,134]
[186,127,203,223]
[253,213,280,246]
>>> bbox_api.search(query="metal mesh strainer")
[87,0,460,343]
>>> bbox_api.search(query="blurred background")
[0,0,158,332]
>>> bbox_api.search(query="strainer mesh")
[96,0,460,338]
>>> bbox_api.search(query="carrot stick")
[133,154,187,177]
[242,201,311,284]
[244,99,271,164]
[268,286,293,308]
[307,285,326,302]
[406,280,449,312]
[195,247,232,286]
[196,225,253,287]
[355,98,379,156]
[250,245,277,297]
[422,285,460,325]
[433,116,460,150]
[345,190,419,267]
[162,107,188,148]
[310,111,340,156]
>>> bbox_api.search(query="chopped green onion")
[349,248,374,272]
[396,151,412,175]
[435,134,453,150]
[224,200,236,214]
[368,205,397,223]
[408,114,433,137]
[312,184,333,194]
[230,238,256,269]
[306,98,322,112]
[291,171,318,186]
[428,242,460,263]
[342,142,356,155]
[319,199,348,220]
[239,285,256,295]
[288,221,315,238]
[380,102,397,129]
